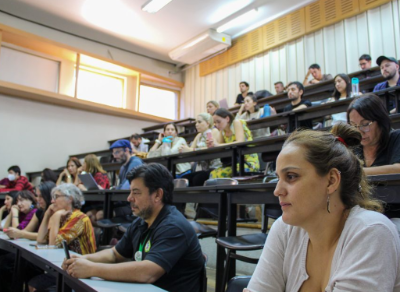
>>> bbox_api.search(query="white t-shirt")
[248,206,400,292]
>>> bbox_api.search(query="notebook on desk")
[78,173,99,190]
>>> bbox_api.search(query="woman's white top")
[147,136,191,174]
[248,206,400,292]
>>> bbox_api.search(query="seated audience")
[179,113,222,186]
[148,123,191,178]
[41,168,58,183]
[0,165,34,193]
[359,54,372,70]
[373,55,400,113]
[324,73,354,125]
[2,190,37,231]
[78,154,110,191]
[110,139,143,189]
[284,81,312,129]
[56,157,82,186]
[62,164,205,292]
[246,123,400,292]
[4,182,55,240]
[236,94,276,138]
[303,63,333,86]
[234,81,253,105]
[0,191,18,229]
[274,81,285,94]
[29,183,96,291]
[347,94,400,175]
[0,182,55,292]
[206,100,220,115]
[208,108,260,178]
[130,134,149,154]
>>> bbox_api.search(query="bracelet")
[13,216,18,218]
[155,139,161,145]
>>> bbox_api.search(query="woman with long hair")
[56,157,82,186]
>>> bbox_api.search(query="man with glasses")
[359,54,372,70]
[110,139,143,190]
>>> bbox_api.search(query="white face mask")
[8,174,16,181]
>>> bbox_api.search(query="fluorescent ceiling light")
[208,0,252,24]
[216,9,258,33]
[142,0,172,13]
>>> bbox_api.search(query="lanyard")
[135,230,151,262]
[138,232,151,253]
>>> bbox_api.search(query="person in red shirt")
[0,166,34,193]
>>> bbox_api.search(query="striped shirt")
[54,209,96,255]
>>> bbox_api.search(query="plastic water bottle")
[261,104,271,118]
[351,78,359,97]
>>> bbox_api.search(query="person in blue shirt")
[110,139,143,190]
[373,56,400,113]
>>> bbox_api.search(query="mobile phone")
[62,240,70,259]
[206,132,212,140]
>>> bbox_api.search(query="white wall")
[182,0,400,118]
[0,94,153,178]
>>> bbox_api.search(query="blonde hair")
[84,154,106,175]
[197,113,213,129]
[207,100,220,108]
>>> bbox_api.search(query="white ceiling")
[0,0,316,64]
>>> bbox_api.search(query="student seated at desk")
[179,113,222,186]
[29,183,96,291]
[148,123,191,178]
[41,168,58,183]
[323,74,357,126]
[283,82,312,129]
[79,154,110,224]
[78,154,110,191]
[0,183,55,292]
[0,191,18,230]
[347,94,400,175]
[246,123,400,292]
[206,100,220,115]
[236,94,276,138]
[0,165,35,193]
[3,182,55,240]
[56,157,82,186]
[207,108,260,178]
[62,164,205,292]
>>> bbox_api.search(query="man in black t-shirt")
[63,163,204,292]
[234,81,253,105]
[284,81,313,129]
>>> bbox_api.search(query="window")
[76,67,126,108]
[139,85,177,120]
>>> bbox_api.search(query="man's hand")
[66,257,95,279]
[62,254,82,271]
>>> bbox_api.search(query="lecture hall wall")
[181,0,400,118]
[0,12,181,178]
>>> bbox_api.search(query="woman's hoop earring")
[327,195,331,213]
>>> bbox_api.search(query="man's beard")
[384,71,396,81]
[115,153,127,164]
[132,204,153,220]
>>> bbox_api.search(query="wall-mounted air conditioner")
[169,29,231,64]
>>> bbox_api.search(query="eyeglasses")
[52,194,67,200]
[350,121,374,132]
[112,149,123,155]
